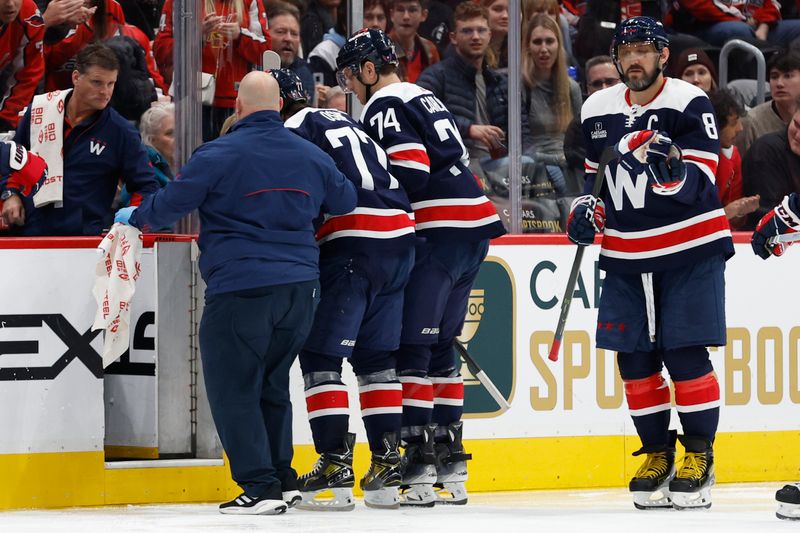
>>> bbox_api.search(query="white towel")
[92,223,143,368]
[31,89,70,208]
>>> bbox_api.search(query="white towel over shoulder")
[92,223,143,368]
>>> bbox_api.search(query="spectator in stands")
[709,89,759,229]
[481,0,507,70]
[742,103,800,229]
[673,47,717,93]
[8,43,158,236]
[301,0,340,56]
[563,54,619,175]
[736,50,800,156]
[120,103,175,208]
[323,85,347,111]
[154,0,271,142]
[389,0,440,83]
[0,0,45,131]
[307,0,346,88]
[268,3,314,99]
[364,0,388,32]
[521,13,581,196]
[44,0,126,90]
[669,0,800,49]
[417,1,507,186]
[37,0,95,53]
[522,0,573,62]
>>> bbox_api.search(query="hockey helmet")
[335,28,398,91]
[611,16,669,66]
[270,68,307,106]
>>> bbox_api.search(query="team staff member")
[115,71,357,516]
[7,43,159,235]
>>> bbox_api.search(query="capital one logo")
[457,257,515,417]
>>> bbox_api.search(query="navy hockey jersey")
[582,77,734,274]
[360,82,505,242]
[284,106,416,251]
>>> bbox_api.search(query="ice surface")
[0,484,793,533]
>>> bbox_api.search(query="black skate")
[219,492,287,515]
[434,421,472,505]
[670,435,714,510]
[297,433,356,511]
[361,431,402,509]
[629,431,676,510]
[400,424,438,507]
[776,483,800,520]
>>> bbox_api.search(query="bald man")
[114,70,357,515]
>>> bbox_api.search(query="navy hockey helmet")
[611,16,669,66]
[270,68,307,105]
[335,28,398,91]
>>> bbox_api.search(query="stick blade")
[262,50,281,71]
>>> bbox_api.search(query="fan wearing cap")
[673,48,717,94]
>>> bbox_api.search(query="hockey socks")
[674,372,720,440]
[430,372,464,435]
[399,370,434,442]
[303,371,350,454]
[357,369,403,452]
[624,373,671,447]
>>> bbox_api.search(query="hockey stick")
[455,340,511,412]
[769,232,800,245]
[548,146,617,362]
[262,50,281,71]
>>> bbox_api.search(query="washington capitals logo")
[25,13,45,29]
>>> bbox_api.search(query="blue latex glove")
[115,206,137,226]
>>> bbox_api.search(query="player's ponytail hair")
[521,13,572,133]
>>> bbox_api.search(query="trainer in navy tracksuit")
[126,109,357,501]
[14,94,159,236]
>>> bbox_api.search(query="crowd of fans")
[2,0,800,235]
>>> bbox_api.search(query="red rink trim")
[602,215,730,253]
[306,390,349,412]
[359,389,403,409]
[402,382,434,402]
[0,233,195,249]
[624,374,670,410]
[414,201,499,223]
[316,212,415,239]
[433,382,464,400]
[674,372,720,406]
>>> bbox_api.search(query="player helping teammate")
[335,28,505,506]
[269,67,416,510]
[568,17,733,510]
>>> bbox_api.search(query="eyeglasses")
[588,77,620,90]
[457,27,490,36]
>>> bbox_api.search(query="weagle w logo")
[89,141,106,156]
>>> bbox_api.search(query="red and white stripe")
[305,384,349,420]
[674,372,720,414]
[431,376,464,407]
[584,159,599,173]
[359,382,403,417]
[601,209,731,260]
[399,376,434,409]
[411,197,501,230]
[624,373,671,417]
[386,143,430,173]
[682,148,719,183]
[316,207,415,243]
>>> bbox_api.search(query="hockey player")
[750,193,800,521]
[269,68,416,510]
[0,141,48,225]
[335,28,506,506]
[569,17,733,510]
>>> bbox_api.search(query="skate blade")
[777,502,800,521]
[632,488,672,510]
[434,482,468,505]
[282,490,302,508]
[296,488,355,512]
[364,487,400,510]
[400,484,436,507]
[671,487,712,510]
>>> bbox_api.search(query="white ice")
[0,484,794,533]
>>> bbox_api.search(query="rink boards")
[0,234,798,509]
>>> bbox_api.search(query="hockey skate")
[361,432,402,509]
[400,424,438,507]
[433,421,472,505]
[776,483,800,520]
[670,435,714,510]
[629,431,676,510]
[296,433,356,511]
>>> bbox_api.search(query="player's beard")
[623,63,661,92]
